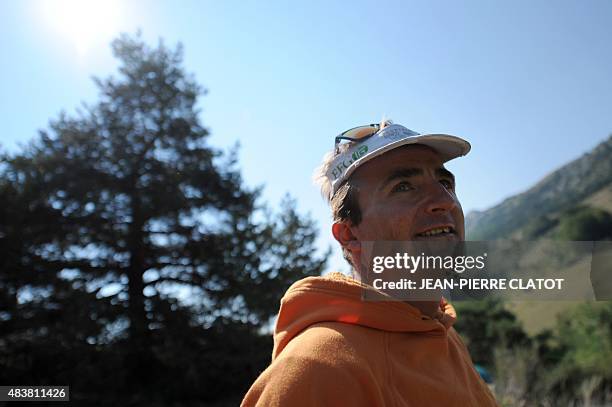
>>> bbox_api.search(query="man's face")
[349,144,465,243]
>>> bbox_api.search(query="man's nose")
[424,182,458,214]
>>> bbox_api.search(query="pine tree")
[0,33,328,403]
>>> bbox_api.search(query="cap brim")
[404,133,471,162]
[326,125,471,199]
[346,133,471,179]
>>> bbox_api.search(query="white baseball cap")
[324,122,471,199]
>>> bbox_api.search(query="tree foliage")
[454,298,530,368]
[556,205,612,241]
[455,299,612,405]
[0,33,327,405]
[551,302,612,380]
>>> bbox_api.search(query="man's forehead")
[351,144,445,182]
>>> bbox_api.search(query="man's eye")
[391,182,414,193]
[440,179,454,190]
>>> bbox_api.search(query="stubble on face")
[349,144,465,244]
[345,145,466,317]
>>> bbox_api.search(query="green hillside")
[464,135,612,334]
[466,135,612,241]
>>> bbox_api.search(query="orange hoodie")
[241,272,499,407]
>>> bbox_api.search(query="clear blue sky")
[1,0,611,273]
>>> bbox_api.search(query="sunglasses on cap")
[334,123,381,155]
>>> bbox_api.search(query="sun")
[39,0,123,55]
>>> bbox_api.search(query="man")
[241,120,499,406]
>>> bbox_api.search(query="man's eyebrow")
[378,167,456,191]
[379,168,423,191]
[436,167,455,184]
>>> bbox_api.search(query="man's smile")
[414,225,457,240]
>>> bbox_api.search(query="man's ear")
[332,221,361,254]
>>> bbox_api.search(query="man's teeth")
[419,227,451,237]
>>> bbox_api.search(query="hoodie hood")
[272,272,457,360]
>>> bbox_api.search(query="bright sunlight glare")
[39,0,123,56]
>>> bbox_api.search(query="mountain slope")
[466,135,612,240]
[464,134,612,334]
